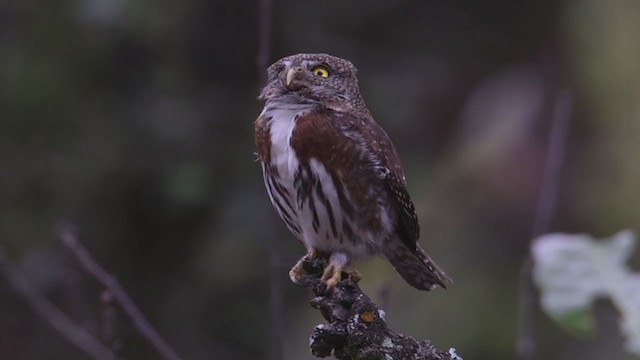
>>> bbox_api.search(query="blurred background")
[1,0,639,359]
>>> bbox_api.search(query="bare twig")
[377,282,393,312]
[101,289,122,356]
[266,233,286,360]
[256,0,273,83]
[57,225,183,360]
[0,248,117,360]
[256,1,286,359]
[516,90,573,360]
[298,257,461,360]
[516,258,536,360]
[531,90,573,238]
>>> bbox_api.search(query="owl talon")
[320,261,361,290]
[346,268,362,283]
[321,264,342,290]
[289,248,319,286]
[288,265,305,285]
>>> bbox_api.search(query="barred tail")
[385,244,452,291]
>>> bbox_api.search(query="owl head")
[259,53,368,114]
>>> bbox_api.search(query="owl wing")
[291,109,451,290]
[343,116,421,252]
[334,114,453,290]
[292,109,419,250]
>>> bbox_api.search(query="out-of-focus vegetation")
[533,231,640,355]
[1,0,639,359]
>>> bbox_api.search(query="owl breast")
[259,104,382,260]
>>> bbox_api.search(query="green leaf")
[532,230,640,355]
[549,307,595,337]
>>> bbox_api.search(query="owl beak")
[285,66,304,87]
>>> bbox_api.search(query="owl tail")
[385,244,452,291]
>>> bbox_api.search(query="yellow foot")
[347,268,362,283]
[289,248,318,285]
[321,262,362,290]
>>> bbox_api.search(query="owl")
[255,53,451,291]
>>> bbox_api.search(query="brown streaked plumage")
[255,53,451,291]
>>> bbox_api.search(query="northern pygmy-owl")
[255,53,451,291]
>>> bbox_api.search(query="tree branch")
[57,224,183,360]
[516,89,573,360]
[298,257,461,360]
[0,248,117,360]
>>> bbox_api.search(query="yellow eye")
[311,65,329,78]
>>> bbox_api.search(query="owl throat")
[259,102,385,261]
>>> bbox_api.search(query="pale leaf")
[532,230,640,355]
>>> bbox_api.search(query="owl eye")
[311,65,329,78]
